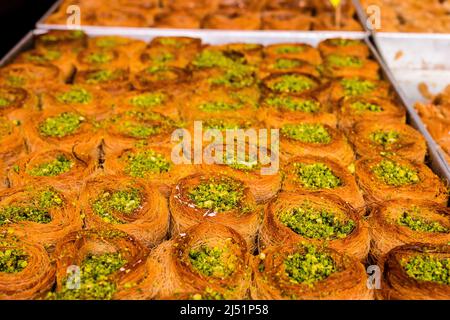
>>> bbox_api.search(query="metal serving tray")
[37,0,369,36]
[2,29,449,184]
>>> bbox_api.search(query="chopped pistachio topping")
[191,288,225,300]
[6,76,25,87]
[86,52,113,64]
[118,121,161,139]
[350,101,383,113]
[281,123,331,144]
[0,189,63,225]
[203,119,248,130]
[56,87,92,104]
[328,39,361,46]
[48,252,127,300]
[209,64,255,88]
[268,75,316,94]
[27,155,73,177]
[341,79,376,97]
[284,245,336,286]
[326,54,362,67]
[372,159,419,187]
[86,70,114,83]
[402,255,450,285]
[265,96,320,113]
[0,97,10,107]
[189,243,237,279]
[198,101,241,112]
[279,202,355,239]
[293,163,342,190]
[158,38,185,48]
[275,45,304,54]
[26,50,61,63]
[370,130,400,147]
[0,249,28,273]
[95,38,119,48]
[273,58,302,69]
[39,112,84,138]
[193,50,244,69]
[224,153,259,172]
[188,177,244,212]
[129,93,166,108]
[124,150,171,178]
[92,188,141,224]
[398,208,449,233]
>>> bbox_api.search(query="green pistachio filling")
[0,249,28,273]
[328,39,361,46]
[92,188,141,224]
[56,87,92,104]
[86,70,114,84]
[203,119,248,130]
[49,252,127,300]
[6,76,25,87]
[95,38,119,48]
[398,207,449,233]
[189,244,238,279]
[124,150,171,178]
[188,178,244,212]
[0,97,10,107]
[281,123,331,144]
[191,288,225,300]
[209,64,255,88]
[350,101,383,113]
[26,50,61,63]
[193,50,244,69]
[268,75,316,94]
[86,52,113,64]
[275,46,304,54]
[265,96,320,113]
[158,38,185,48]
[151,52,174,64]
[327,54,362,67]
[224,153,259,172]
[372,159,419,186]
[129,93,166,108]
[118,121,161,139]
[293,163,342,190]
[279,202,355,239]
[273,58,302,69]
[198,101,241,112]
[341,79,376,97]
[39,112,84,138]
[284,245,337,286]
[0,190,63,225]
[27,155,73,177]
[402,255,450,285]
[370,130,400,147]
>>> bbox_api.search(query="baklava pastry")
[0,185,81,248]
[132,66,190,91]
[162,0,219,18]
[0,86,38,122]
[328,77,391,103]
[261,192,369,261]
[350,122,427,162]
[264,43,322,66]
[76,48,130,71]
[205,42,263,66]
[202,9,261,30]
[35,30,87,52]
[0,236,55,300]
[355,157,448,205]
[0,117,26,165]
[260,94,337,128]
[103,144,198,197]
[259,57,320,79]
[200,141,281,203]
[40,84,113,120]
[101,110,178,154]
[74,68,131,94]
[169,173,260,250]
[279,122,355,167]
[380,244,450,300]
[153,11,201,29]
[262,73,321,96]
[251,243,372,300]
[88,36,146,57]
[338,97,405,131]
[322,54,380,80]
[282,155,365,209]
[149,222,251,299]
[7,149,97,192]
[313,13,363,31]
[261,10,313,30]
[318,38,370,59]
[79,175,169,248]
[48,229,149,300]
[369,200,450,261]
[0,63,64,92]
[93,8,153,27]
[23,107,100,157]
